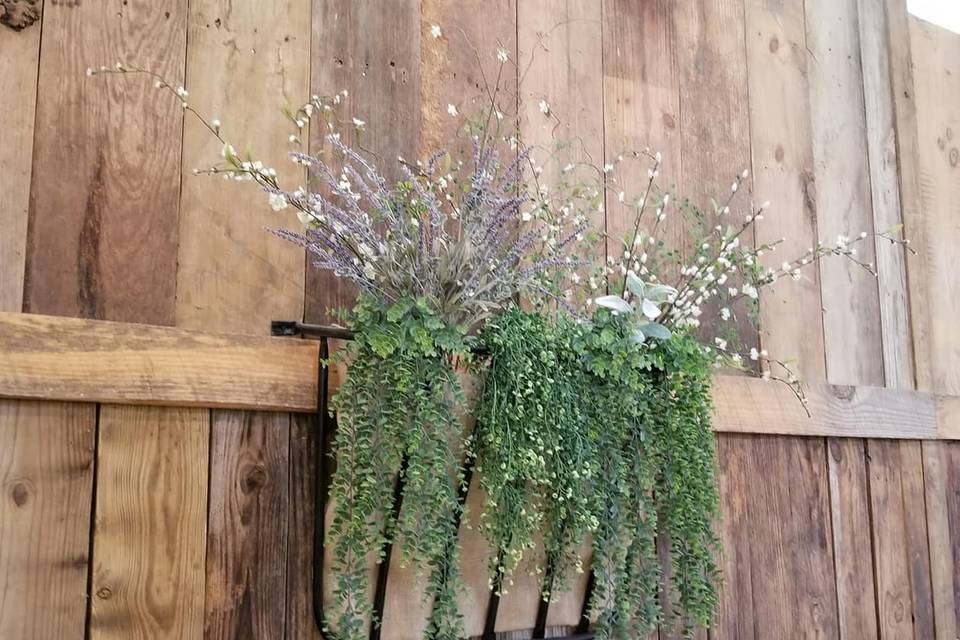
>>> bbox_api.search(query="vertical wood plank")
[901,16,960,638]
[867,440,934,639]
[826,438,879,640]
[714,434,755,639]
[0,12,42,312]
[885,0,932,392]
[26,0,186,325]
[745,436,839,639]
[204,411,290,640]
[286,413,323,640]
[602,0,682,258]
[804,0,884,388]
[90,405,209,640]
[420,0,517,159]
[675,0,756,349]
[743,0,826,381]
[857,0,915,391]
[521,0,604,264]
[177,0,311,335]
[305,0,421,324]
[0,399,95,640]
[907,19,960,394]
[921,441,960,639]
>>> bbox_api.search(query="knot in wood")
[241,464,268,493]
[0,0,40,31]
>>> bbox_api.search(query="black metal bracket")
[272,320,594,640]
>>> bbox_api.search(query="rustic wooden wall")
[1,0,959,638]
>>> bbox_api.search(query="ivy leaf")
[595,295,633,314]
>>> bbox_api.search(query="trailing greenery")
[473,307,720,639]
[327,295,469,640]
[472,309,596,599]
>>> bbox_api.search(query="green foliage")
[472,310,596,598]
[326,295,469,640]
[475,308,720,639]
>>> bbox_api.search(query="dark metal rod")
[482,549,507,640]
[533,568,554,639]
[313,337,333,637]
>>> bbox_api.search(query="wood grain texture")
[908,17,960,396]
[714,434,755,638]
[0,399,95,640]
[520,0,603,266]
[867,440,934,639]
[886,0,932,392]
[90,405,209,640]
[675,0,755,348]
[420,0,517,159]
[602,0,682,259]
[857,0,915,391]
[0,9,41,313]
[921,441,960,639]
[0,311,318,411]
[711,375,939,439]
[744,436,839,638]
[805,0,884,388]
[826,438,878,639]
[743,0,825,382]
[305,0,421,324]
[205,411,290,640]
[177,0,310,335]
[25,0,186,324]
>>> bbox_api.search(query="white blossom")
[268,192,288,211]
[430,24,442,38]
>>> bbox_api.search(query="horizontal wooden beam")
[1,312,957,439]
[711,375,956,440]
[0,312,319,411]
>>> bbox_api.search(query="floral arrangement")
[91,46,910,640]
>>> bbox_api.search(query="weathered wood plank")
[176,0,310,335]
[0,399,95,640]
[858,0,915,391]
[26,0,186,324]
[305,0,421,324]
[205,411,290,640]
[711,375,938,439]
[714,434,755,638]
[907,18,960,395]
[90,405,209,640]
[0,312,318,411]
[868,440,935,639]
[743,0,825,382]
[420,0,517,159]
[521,0,603,262]
[0,10,41,313]
[805,0,884,388]
[744,436,839,638]
[826,438,878,640]
[886,0,932,392]
[921,440,960,639]
[602,0,682,262]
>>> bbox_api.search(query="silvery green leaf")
[631,327,647,344]
[625,272,645,298]
[641,298,661,320]
[639,322,671,340]
[645,284,678,303]
[595,295,633,314]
